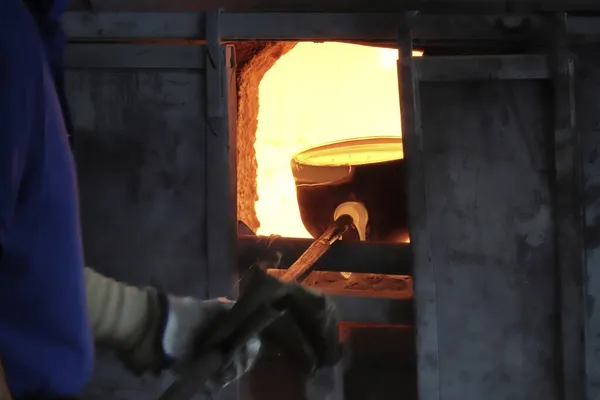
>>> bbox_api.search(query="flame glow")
[254,42,421,238]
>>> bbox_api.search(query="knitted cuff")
[117,289,173,375]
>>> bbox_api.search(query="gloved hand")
[85,267,261,390]
[162,296,262,389]
[260,282,341,372]
[235,267,342,374]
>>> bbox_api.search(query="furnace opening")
[235,42,420,296]
[235,41,421,295]
[253,42,410,239]
[236,42,422,240]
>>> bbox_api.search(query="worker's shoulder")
[0,0,45,66]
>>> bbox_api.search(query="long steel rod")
[280,214,354,282]
[237,235,413,276]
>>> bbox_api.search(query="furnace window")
[236,42,421,240]
[251,42,411,238]
[235,41,416,307]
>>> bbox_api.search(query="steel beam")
[62,12,600,44]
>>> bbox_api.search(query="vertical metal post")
[396,12,440,400]
[205,9,237,300]
[550,12,586,400]
[205,9,241,400]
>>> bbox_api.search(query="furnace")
[62,10,592,400]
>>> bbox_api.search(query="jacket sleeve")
[0,30,33,249]
[84,267,168,372]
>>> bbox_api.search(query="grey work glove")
[259,283,341,372]
[85,267,260,390]
[234,266,342,374]
[162,296,262,389]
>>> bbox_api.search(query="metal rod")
[237,235,413,276]
[280,214,354,282]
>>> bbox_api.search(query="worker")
[0,0,340,399]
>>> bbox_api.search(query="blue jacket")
[0,0,93,397]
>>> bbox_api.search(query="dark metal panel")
[418,79,557,400]
[62,11,405,40]
[68,69,210,296]
[66,44,236,400]
[569,16,600,43]
[550,13,586,400]
[68,68,211,399]
[415,55,550,81]
[65,44,207,69]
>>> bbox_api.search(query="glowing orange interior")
[254,42,421,239]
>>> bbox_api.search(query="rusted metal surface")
[267,270,412,299]
[411,80,558,399]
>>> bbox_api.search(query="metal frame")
[61,10,584,329]
[62,10,590,397]
[63,11,567,80]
